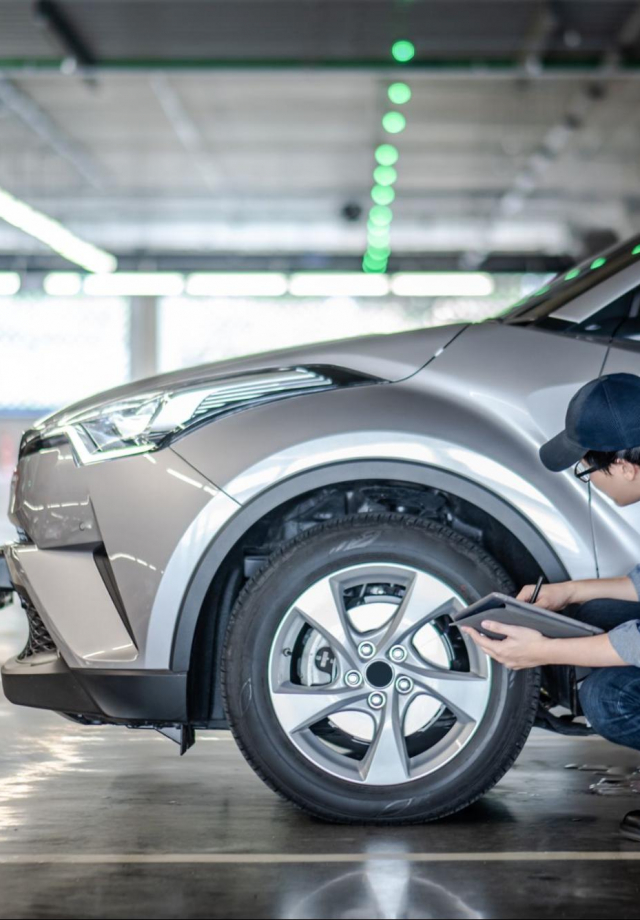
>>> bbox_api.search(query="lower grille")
[17,601,57,660]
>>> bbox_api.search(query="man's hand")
[515,581,576,610]
[462,620,629,669]
[516,576,639,608]
[460,620,552,669]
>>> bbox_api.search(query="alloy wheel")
[268,562,492,786]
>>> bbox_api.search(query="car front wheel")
[222,512,540,823]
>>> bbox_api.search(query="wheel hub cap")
[366,660,394,688]
[268,562,492,786]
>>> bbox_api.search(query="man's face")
[587,456,640,506]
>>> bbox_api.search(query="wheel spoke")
[268,560,494,787]
[402,645,487,683]
[359,694,410,785]
[293,576,358,665]
[271,682,366,734]
[411,671,490,724]
[378,572,463,652]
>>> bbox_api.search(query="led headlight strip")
[24,366,379,464]
[362,39,415,275]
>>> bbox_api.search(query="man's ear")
[619,459,640,481]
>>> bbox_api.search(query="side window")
[534,290,633,339]
[610,291,640,347]
[574,290,634,339]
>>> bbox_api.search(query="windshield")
[498,233,640,324]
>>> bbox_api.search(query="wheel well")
[188,477,550,726]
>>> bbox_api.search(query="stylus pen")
[530,575,544,604]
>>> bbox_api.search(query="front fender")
[162,448,582,671]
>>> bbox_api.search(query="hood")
[39,322,468,426]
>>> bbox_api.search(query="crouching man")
[461,373,640,841]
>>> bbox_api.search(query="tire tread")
[221,512,541,824]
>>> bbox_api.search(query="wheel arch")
[175,459,569,723]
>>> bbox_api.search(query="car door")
[501,239,640,580]
[500,277,640,581]
[521,289,635,444]
[595,288,640,578]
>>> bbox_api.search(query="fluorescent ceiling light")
[289,273,390,297]
[390,273,495,297]
[44,272,82,296]
[0,186,116,274]
[0,272,20,295]
[186,273,287,297]
[83,273,185,297]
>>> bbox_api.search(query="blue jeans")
[572,598,640,751]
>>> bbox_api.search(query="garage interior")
[3,1,640,917]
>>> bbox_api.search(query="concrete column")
[129,295,159,381]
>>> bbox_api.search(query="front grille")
[17,601,57,660]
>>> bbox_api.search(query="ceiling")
[1,0,640,271]
[3,1,640,67]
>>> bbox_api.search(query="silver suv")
[4,235,640,824]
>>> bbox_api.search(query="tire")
[222,512,540,824]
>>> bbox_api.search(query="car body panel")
[7,249,640,723]
[168,457,572,673]
[591,341,640,578]
[9,441,100,548]
[37,323,467,429]
[4,321,622,675]
[159,322,611,672]
[5,543,136,667]
[5,448,236,669]
[85,448,231,664]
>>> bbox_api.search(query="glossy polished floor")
[2,604,640,919]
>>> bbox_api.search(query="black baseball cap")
[540,373,640,472]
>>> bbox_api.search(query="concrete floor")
[2,604,640,919]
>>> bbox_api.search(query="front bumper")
[1,547,187,724]
[2,652,187,723]
[0,435,231,723]
[7,441,229,670]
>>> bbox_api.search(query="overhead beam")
[4,60,640,77]
[518,2,557,74]
[0,75,107,188]
[150,74,222,189]
[34,1,96,70]
[0,252,573,274]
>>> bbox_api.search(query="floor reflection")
[3,596,640,919]
[283,859,483,919]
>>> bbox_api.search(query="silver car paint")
[7,448,235,668]
[590,342,640,577]
[6,271,640,676]
[5,543,136,666]
[10,441,100,548]
[38,323,467,429]
[4,324,462,670]
[160,322,610,673]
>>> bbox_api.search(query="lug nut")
[345,670,363,687]
[389,645,407,663]
[396,676,413,694]
[358,641,376,660]
[368,692,386,710]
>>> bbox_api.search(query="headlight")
[31,366,363,465]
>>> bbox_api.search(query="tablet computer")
[451,592,603,640]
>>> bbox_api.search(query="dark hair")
[585,447,640,474]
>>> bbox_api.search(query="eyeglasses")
[573,460,601,482]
